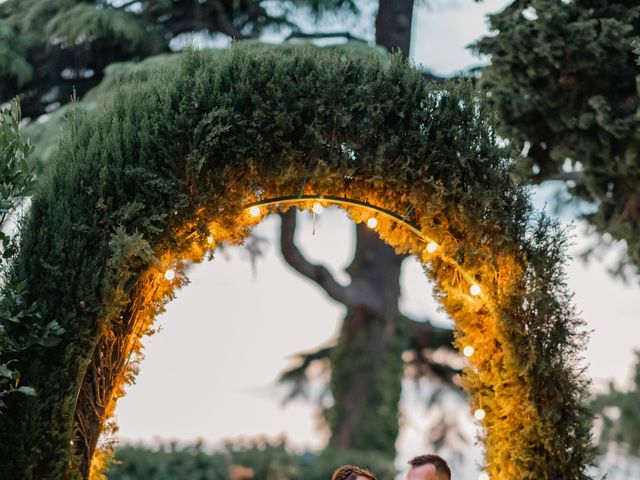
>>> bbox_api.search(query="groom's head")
[405,455,451,480]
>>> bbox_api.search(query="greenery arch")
[0,48,594,479]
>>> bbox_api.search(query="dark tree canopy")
[0,0,358,120]
[474,0,640,277]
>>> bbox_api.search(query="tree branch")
[278,345,333,403]
[279,209,354,306]
[403,316,455,352]
[533,170,584,184]
[112,0,140,11]
[211,0,247,39]
[286,31,368,43]
[402,316,462,387]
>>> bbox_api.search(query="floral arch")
[0,48,593,479]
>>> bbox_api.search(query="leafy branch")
[0,100,63,411]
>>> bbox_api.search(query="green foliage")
[106,441,396,480]
[592,351,640,456]
[474,0,640,277]
[44,4,164,53]
[24,42,388,171]
[0,101,35,227]
[0,48,595,478]
[0,22,32,86]
[0,101,63,410]
[0,0,359,119]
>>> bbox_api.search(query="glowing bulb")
[426,241,438,253]
[367,217,378,229]
[312,202,324,214]
[479,473,489,480]
[207,235,214,244]
[470,283,481,296]
[474,408,486,421]
[249,206,261,217]
[164,269,175,281]
[463,346,475,357]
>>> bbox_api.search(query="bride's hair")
[331,464,377,480]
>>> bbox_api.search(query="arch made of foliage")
[0,48,594,479]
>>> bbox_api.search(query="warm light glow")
[312,202,324,214]
[474,408,486,421]
[426,241,438,253]
[367,217,378,229]
[463,346,475,357]
[479,473,489,480]
[470,283,481,296]
[207,235,214,244]
[249,206,261,217]
[164,269,175,281]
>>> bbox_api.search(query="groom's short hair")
[331,465,377,480]
[408,454,451,479]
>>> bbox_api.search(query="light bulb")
[479,473,489,480]
[207,235,214,244]
[312,202,323,214]
[474,408,486,421]
[367,217,378,229]
[470,283,481,296]
[463,346,475,357]
[426,242,438,253]
[249,206,261,217]
[164,269,175,281]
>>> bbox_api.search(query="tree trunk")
[326,224,406,453]
[375,0,415,56]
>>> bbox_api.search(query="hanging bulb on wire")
[249,206,261,217]
[367,217,378,229]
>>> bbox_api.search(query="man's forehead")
[406,463,449,480]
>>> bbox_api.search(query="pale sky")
[114,2,640,479]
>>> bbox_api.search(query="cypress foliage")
[0,48,595,478]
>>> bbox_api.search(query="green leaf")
[15,386,36,396]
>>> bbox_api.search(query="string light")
[249,206,261,217]
[474,408,486,421]
[479,473,489,480]
[164,269,175,281]
[243,196,488,308]
[207,235,214,244]
[463,346,475,357]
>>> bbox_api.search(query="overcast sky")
[114,1,640,478]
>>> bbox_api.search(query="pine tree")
[474,0,640,278]
[0,0,358,120]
